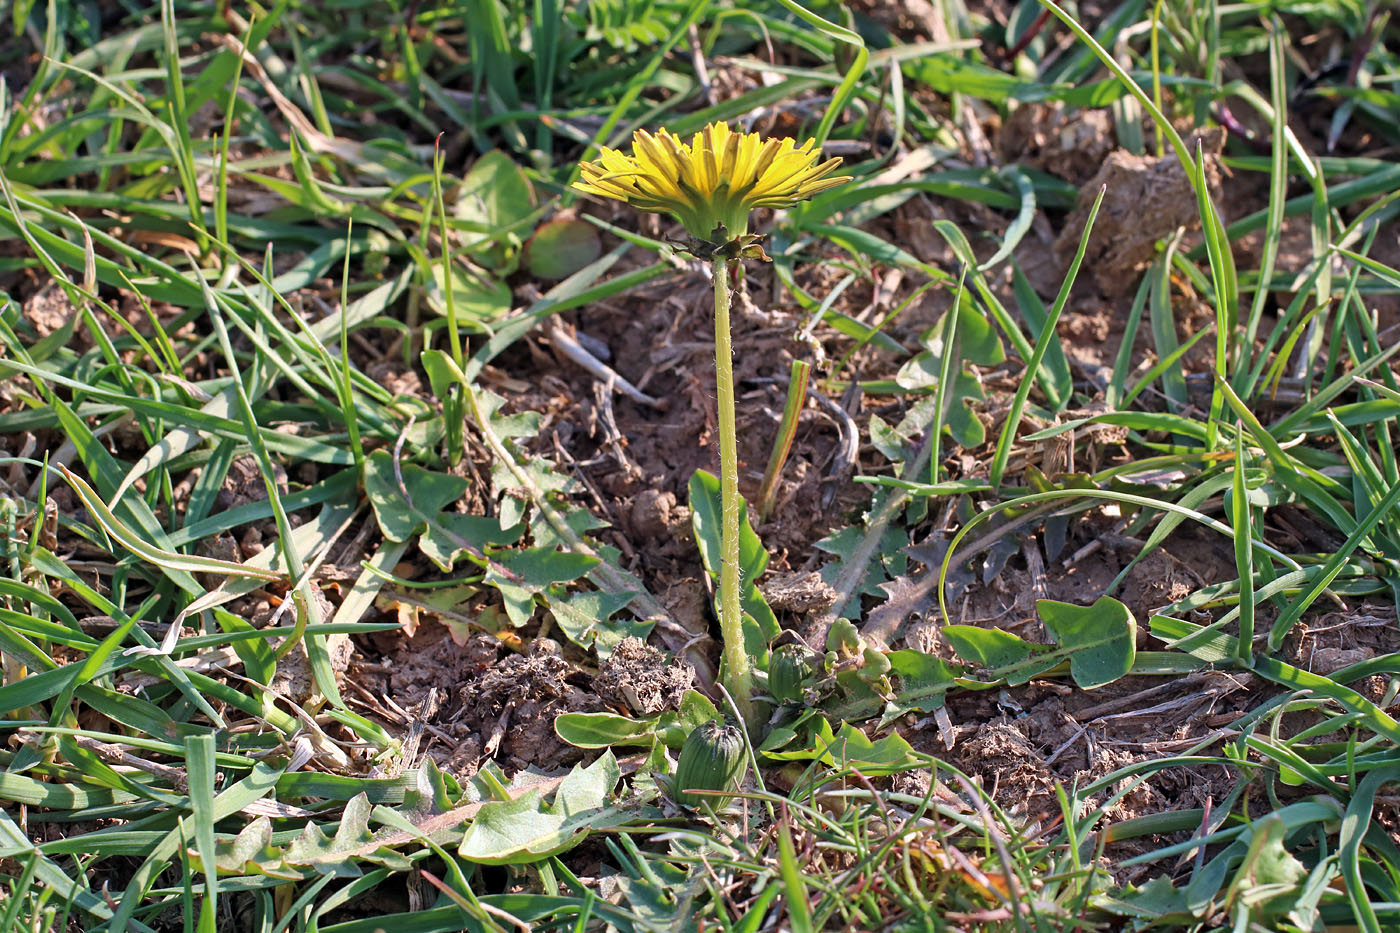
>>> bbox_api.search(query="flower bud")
[671,720,746,809]
[768,643,818,703]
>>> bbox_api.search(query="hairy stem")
[712,256,756,728]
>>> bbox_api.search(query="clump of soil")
[1054,130,1224,295]
[952,720,1058,817]
[1114,548,1203,623]
[999,101,1116,186]
[761,570,839,614]
[456,638,604,771]
[626,488,687,542]
[354,625,610,775]
[595,636,694,715]
[218,454,288,510]
[381,625,499,699]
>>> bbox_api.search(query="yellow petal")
[719,131,741,187]
[731,132,764,191]
[695,126,718,195]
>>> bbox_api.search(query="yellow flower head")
[574,122,849,242]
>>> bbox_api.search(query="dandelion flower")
[575,122,849,242]
[571,122,848,729]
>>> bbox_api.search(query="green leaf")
[486,548,599,627]
[546,588,643,656]
[456,150,536,270]
[458,152,534,226]
[943,625,1034,669]
[688,469,779,660]
[364,450,522,571]
[458,752,623,864]
[760,713,836,761]
[421,514,523,570]
[759,715,917,774]
[677,690,721,733]
[424,263,511,323]
[364,451,466,543]
[191,818,303,881]
[1104,875,1197,924]
[281,794,413,876]
[895,346,990,449]
[814,492,910,617]
[1037,596,1136,689]
[1229,814,1307,922]
[524,219,601,280]
[554,712,659,749]
[828,723,919,773]
[868,413,912,465]
[419,347,460,403]
[878,650,963,725]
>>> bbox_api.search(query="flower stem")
[711,256,757,729]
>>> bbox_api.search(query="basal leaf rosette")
[574,122,849,244]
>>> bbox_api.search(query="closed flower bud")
[769,643,819,703]
[671,720,746,809]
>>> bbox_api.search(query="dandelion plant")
[576,123,847,726]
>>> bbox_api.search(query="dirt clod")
[23,283,75,338]
[456,640,604,770]
[761,570,838,613]
[218,454,289,510]
[1309,645,1374,675]
[999,101,1115,186]
[952,719,1056,816]
[628,488,687,540]
[1055,132,1224,295]
[595,636,694,714]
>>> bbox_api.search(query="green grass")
[1,0,1399,930]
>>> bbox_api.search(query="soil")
[4,8,1399,909]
